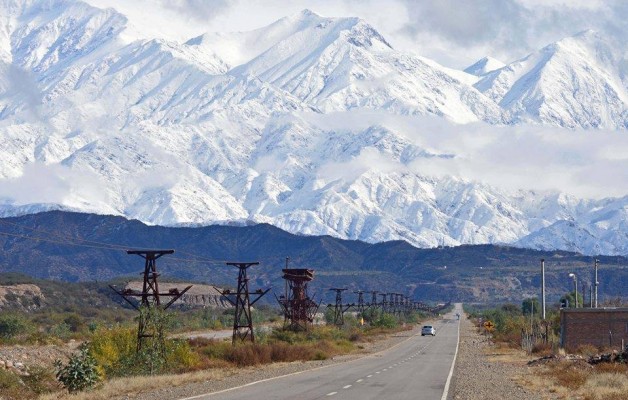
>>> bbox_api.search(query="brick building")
[560,308,628,350]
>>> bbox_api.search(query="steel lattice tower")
[110,249,191,351]
[220,262,269,345]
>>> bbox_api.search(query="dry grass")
[549,363,589,389]
[531,341,554,356]
[482,338,628,400]
[574,344,600,357]
[581,372,628,399]
[524,361,628,399]
[38,368,235,400]
[484,342,534,366]
[190,336,350,368]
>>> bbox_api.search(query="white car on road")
[421,325,436,336]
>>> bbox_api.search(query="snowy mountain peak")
[0,2,627,258]
[464,56,505,76]
[474,30,627,128]
[185,10,391,71]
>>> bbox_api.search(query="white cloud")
[85,0,627,68]
[318,147,403,182]
[0,162,109,206]
[301,110,628,198]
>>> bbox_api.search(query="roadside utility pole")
[541,259,546,319]
[594,259,599,308]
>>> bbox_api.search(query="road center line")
[327,392,337,396]
[343,385,352,389]
[356,379,363,383]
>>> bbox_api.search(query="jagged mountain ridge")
[474,30,628,128]
[0,1,627,256]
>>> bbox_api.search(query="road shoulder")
[450,314,540,400]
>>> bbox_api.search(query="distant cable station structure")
[276,260,319,331]
[109,249,192,351]
[328,288,354,326]
[368,290,379,308]
[379,293,388,313]
[219,262,270,345]
[354,290,366,316]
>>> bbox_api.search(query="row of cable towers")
[111,251,449,349]
[327,289,451,326]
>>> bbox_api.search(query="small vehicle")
[421,325,436,336]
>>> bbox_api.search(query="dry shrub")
[584,394,628,400]
[0,367,34,399]
[199,358,232,369]
[582,373,628,400]
[556,368,587,389]
[531,341,553,356]
[594,363,628,374]
[188,337,215,347]
[493,330,522,348]
[269,342,316,362]
[549,363,588,389]
[348,330,363,342]
[224,341,335,366]
[227,344,272,366]
[575,344,600,357]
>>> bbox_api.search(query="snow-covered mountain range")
[1,0,627,256]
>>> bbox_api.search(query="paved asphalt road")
[183,304,462,400]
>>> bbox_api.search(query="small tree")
[54,344,101,393]
[522,298,540,316]
[560,291,582,308]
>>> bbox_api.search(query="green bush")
[271,328,300,344]
[372,313,397,329]
[0,314,33,339]
[54,344,101,393]
[63,313,84,333]
[49,322,71,340]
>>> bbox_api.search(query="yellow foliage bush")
[167,339,201,371]
[88,327,136,377]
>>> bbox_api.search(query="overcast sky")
[86,0,628,68]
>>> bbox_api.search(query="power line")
[0,217,301,266]
[0,229,226,265]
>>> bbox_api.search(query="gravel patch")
[450,315,543,400]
